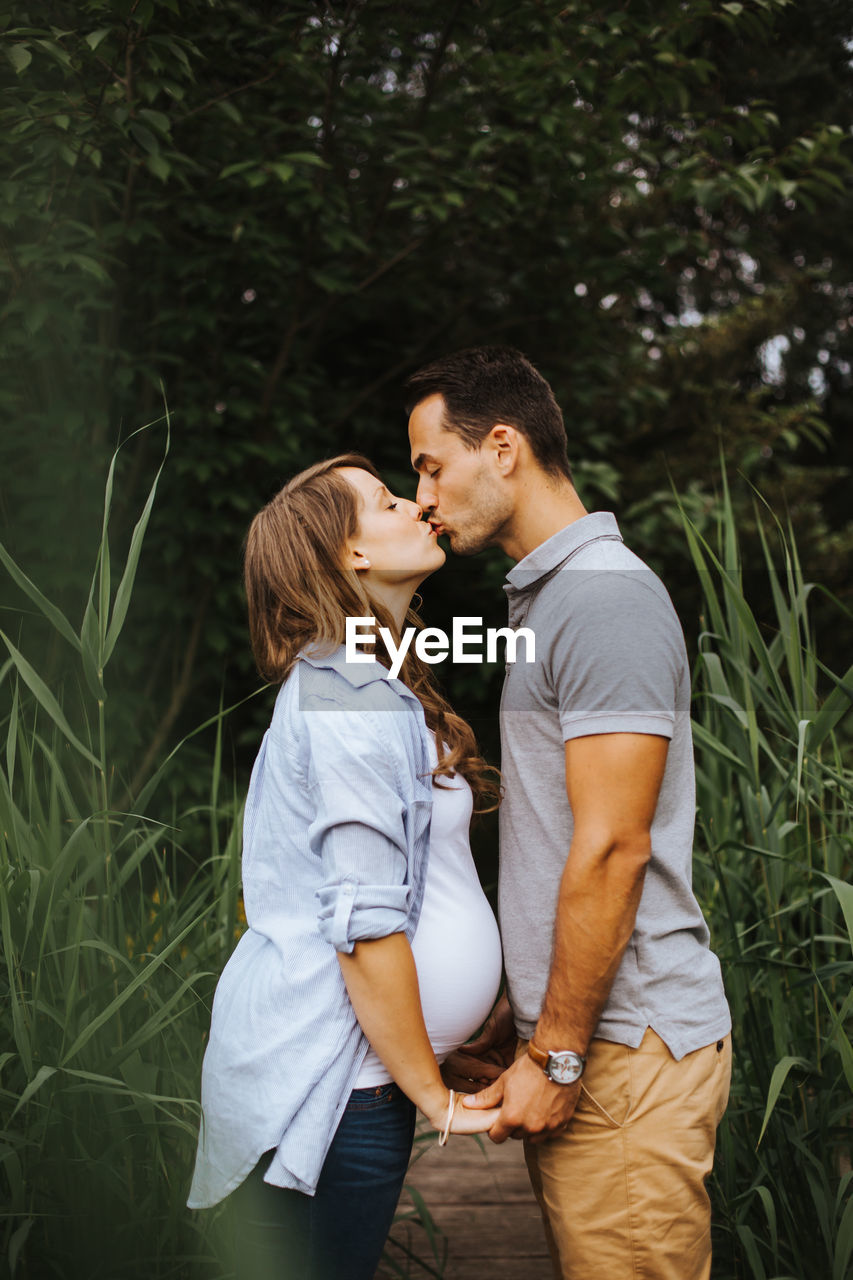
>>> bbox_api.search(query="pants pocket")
[576,1039,633,1129]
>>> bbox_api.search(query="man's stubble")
[445,467,513,558]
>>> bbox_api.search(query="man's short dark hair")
[404,345,572,482]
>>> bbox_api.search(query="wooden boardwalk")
[379,1127,550,1279]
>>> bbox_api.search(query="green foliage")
[1,0,851,801]
[0,428,244,1279]
[686,474,853,1278]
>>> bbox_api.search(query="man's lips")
[427,519,445,535]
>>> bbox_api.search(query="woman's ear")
[347,546,371,570]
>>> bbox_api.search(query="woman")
[188,454,504,1279]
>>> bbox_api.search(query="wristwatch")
[527,1040,586,1085]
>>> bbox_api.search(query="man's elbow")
[611,831,653,867]
[568,829,653,901]
[573,827,653,875]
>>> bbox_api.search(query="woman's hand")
[448,1094,502,1135]
[423,1086,501,1137]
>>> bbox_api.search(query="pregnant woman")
[188,454,503,1280]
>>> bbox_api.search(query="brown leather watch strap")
[527,1040,550,1070]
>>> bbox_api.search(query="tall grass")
[0,420,243,1279]
[683,472,853,1280]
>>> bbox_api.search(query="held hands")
[423,1085,501,1138]
[462,1052,581,1144]
[439,994,582,1143]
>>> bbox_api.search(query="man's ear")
[489,424,521,476]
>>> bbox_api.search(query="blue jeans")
[231,1082,416,1280]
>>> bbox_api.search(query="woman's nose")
[407,498,424,519]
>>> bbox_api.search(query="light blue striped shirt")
[188,646,434,1208]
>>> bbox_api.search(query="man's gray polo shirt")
[499,512,730,1059]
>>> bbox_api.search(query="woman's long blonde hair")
[244,454,501,812]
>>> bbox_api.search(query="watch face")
[547,1051,585,1085]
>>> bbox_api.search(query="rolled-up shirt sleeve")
[303,697,413,953]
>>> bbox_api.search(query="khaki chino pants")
[520,1029,732,1280]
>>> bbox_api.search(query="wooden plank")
[406,1204,547,1256]
[378,1130,550,1278]
[405,1136,534,1204]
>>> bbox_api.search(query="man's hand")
[442,993,517,1092]
[461,1052,581,1144]
[440,1054,504,1092]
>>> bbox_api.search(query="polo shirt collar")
[505,511,623,594]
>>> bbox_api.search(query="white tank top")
[355,734,503,1087]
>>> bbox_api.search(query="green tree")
[1,0,850,789]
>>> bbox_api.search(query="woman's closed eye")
[387,501,398,510]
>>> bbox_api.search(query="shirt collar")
[504,512,623,594]
[299,643,419,703]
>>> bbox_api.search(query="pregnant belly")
[413,888,503,1059]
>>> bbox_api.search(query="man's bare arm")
[463,732,668,1142]
[535,731,668,1050]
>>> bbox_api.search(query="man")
[405,346,731,1280]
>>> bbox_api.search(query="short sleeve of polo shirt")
[545,570,684,742]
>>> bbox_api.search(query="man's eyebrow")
[411,452,437,472]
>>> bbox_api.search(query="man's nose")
[415,476,435,513]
